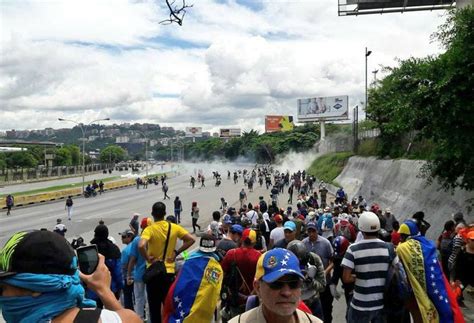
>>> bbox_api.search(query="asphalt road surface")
[0,162,347,322]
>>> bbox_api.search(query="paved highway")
[0,162,347,322]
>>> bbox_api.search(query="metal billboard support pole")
[320,120,326,141]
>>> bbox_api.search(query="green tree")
[367,7,474,191]
[64,145,81,165]
[6,151,38,168]
[54,147,72,166]
[100,145,127,163]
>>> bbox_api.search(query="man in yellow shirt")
[139,201,195,323]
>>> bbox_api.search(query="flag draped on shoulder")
[163,255,223,323]
[396,236,465,323]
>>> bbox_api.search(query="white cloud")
[0,0,448,132]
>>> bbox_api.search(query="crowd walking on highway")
[0,166,472,323]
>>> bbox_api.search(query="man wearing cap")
[0,230,140,323]
[163,234,223,322]
[217,224,243,255]
[139,202,195,323]
[383,208,397,233]
[274,221,297,249]
[269,214,285,249]
[303,221,334,323]
[119,229,135,310]
[229,248,322,322]
[221,228,262,319]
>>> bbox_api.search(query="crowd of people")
[0,166,472,323]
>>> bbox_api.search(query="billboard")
[265,115,294,133]
[219,128,241,138]
[297,95,349,122]
[185,127,203,138]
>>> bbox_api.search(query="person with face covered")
[0,230,140,323]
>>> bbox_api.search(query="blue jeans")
[134,281,148,320]
[347,307,386,323]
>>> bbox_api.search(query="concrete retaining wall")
[335,156,473,239]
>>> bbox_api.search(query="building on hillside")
[116,136,130,143]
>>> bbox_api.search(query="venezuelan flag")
[397,236,465,323]
[163,255,223,323]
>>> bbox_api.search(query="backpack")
[383,244,411,314]
[439,235,453,257]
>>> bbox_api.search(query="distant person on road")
[162,182,170,199]
[319,186,328,208]
[65,195,73,220]
[200,175,206,188]
[53,218,67,237]
[174,196,183,224]
[191,201,201,233]
[99,180,105,194]
[5,194,14,216]
[239,188,247,208]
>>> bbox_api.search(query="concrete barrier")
[1,171,176,210]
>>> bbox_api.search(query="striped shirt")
[341,238,397,311]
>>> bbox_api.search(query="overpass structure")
[338,0,459,16]
[0,140,62,147]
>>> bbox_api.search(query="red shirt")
[391,231,401,246]
[221,247,262,296]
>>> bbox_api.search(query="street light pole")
[58,117,110,192]
[365,47,372,119]
[135,131,148,177]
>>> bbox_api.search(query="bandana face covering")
[0,258,96,323]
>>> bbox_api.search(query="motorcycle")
[84,190,97,198]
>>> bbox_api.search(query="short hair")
[212,211,221,221]
[152,202,166,219]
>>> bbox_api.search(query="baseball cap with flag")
[242,228,257,244]
[255,248,304,283]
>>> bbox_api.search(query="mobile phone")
[77,245,99,275]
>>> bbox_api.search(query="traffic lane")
[0,164,173,195]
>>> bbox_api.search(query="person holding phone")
[0,230,140,322]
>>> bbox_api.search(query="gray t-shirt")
[217,238,237,254]
[302,235,333,269]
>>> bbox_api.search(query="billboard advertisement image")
[297,95,349,122]
[185,127,203,138]
[219,128,241,138]
[265,115,294,133]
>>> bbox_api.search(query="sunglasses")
[267,279,302,290]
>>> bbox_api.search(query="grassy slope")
[306,152,353,185]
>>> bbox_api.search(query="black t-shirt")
[174,199,182,209]
[217,239,237,254]
[130,219,139,233]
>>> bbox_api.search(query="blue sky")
[0,0,448,133]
